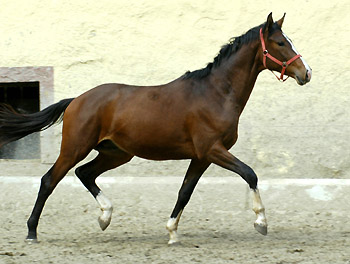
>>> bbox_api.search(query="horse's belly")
[111,133,196,161]
[122,143,195,160]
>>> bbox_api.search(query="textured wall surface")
[0,0,349,178]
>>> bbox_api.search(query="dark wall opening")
[0,82,40,159]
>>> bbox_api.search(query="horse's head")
[260,13,312,85]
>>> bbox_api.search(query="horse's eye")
[277,41,285,47]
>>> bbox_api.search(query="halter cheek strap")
[259,28,301,82]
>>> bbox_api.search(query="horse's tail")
[0,98,75,148]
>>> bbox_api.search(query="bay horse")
[0,13,311,244]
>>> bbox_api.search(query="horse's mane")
[182,21,280,80]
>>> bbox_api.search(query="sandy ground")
[1,176,350,264]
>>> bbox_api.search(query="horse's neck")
[212,42,261,113]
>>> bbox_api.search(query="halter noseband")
[259,28,301,82]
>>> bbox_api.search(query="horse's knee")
[177,186,195,208]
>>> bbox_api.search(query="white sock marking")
[166,210,183,244]
[96,191,113,231]
[252,189,267,227]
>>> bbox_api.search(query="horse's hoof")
[254,222,268,235]
[25,238,39,244]
[98,217,110,231]
[168,239,181,245]
[167,229,180,245]
[168,240,181,246]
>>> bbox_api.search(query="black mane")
[182,22,279,80]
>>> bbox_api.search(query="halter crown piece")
[259,28,301,82]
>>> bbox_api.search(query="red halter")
[259,28,301,82]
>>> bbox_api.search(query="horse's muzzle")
[297,69,312,85]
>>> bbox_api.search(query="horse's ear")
[276,13,286,28]
[265,12,274,32]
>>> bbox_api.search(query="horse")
[0,13,311,244]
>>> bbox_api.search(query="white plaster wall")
[0,0,349,178]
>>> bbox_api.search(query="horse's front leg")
[166,159,210,244]
[207,142,267,235]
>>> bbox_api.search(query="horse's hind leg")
[75,143,133,231]
[166,159,210,244]
[26,150,90,242]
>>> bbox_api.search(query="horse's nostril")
[306,70,312,81]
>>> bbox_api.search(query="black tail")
[0,98,74,148]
